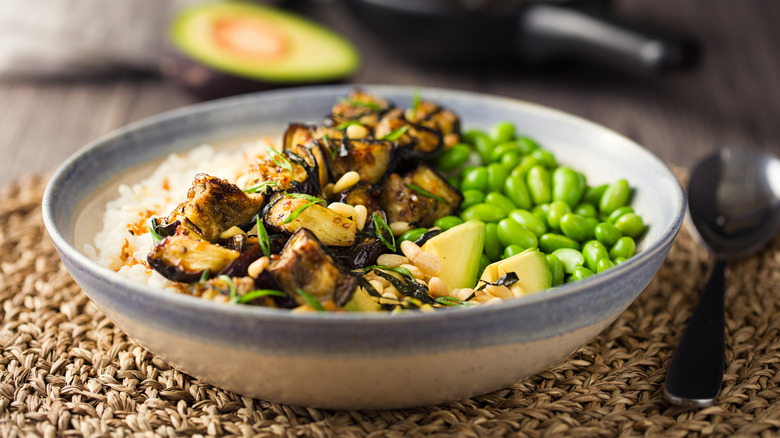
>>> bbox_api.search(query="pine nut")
[323,183,334,199]
[247,256,270,278]
[390,221,412,236]
[428,277,449,298]
[376,254,409,268]
[400,240,422,259]
[328,202,356,218]
[368,280,385,295]
[218,226,245,240]
[410,251,442,277]
[346,124,369,139]
[332,171,361,193]
[484,297,504,306]
[455,288,475,301]
[486,285,513,299]
[400,264,424,279]
[353,204,368,230]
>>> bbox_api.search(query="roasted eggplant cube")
[268,228,358,307]
[148,235,240,282]
[167,173,264,242]
[282,124,336,189]
[379,164,463,227]
[328,90,393,129]
[263,192,357,247]
[327,139,396,185]
[338,182,387,229]
[375,110,442,157]
[243,150,321,198]
[405,100,461,141]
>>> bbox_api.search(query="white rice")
[88,138,273,291]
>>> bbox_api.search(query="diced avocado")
[421,220,486,290]
[344,286,381,312]
[161,1,360,99]
[480,249,551,297]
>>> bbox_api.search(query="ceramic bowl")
[42,85,684,409]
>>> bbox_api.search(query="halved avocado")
[160,2,361,100]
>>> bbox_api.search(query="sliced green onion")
[411,87,421,114]
[360,265,414,280]
[264,145,292,171]
[284,192,325,203]
[256,214,270,257]
[322,134,337,160]
[199,269,211,283]
[218,275,237,300]
[147,217,162,242]
[373,212,396,252]
[435,296,473,307]
[296,288,325,311]
[339,98,382,111]
[379,125,409,141]
[243,180,280,194]
[284,201,318,224]
[404,183,450,204]
[235,289,287,304]
[336,121,364,130]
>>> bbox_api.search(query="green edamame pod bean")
[532,204,550,227]
[574,202,598,218]
[546,254,564,286]
[530,149,557,168]
[613,256,627,265]
[583,184,608,206]
[503,173,532,210]
[606,206,635,223]
[559,213,593,242]
[596,258,615,273]
[614,212,645,238]
[551,248,585,274]
[599,179,631,215]
[594,222,622,246]
[509,209,547,237]
[461,203,505,223]
[462,129,487,145]
[609,236,636,260]
[585,217,600,231]
[446,177,460,191]
[570,267,595,282]
[485,192,516,214]
[434,215,463,231]
[503,244,525,259]
[500,151,521,170]
[460,190,485,209]
[461,167,488,192]
[515,136,540,155]
[527,165,552,205]
[497,219,538,249]
[437,143,472,171]
[582,240,610,272]
[490,121,516,143]
[539,233,580,253]
[490,141,520,162]
[546,201,571,231]
[510,155,541,178]
[487,163,510,193]
[400,228,428,243]
[484,223,502,261]
[471,132,495,164]
[479,253,491,276]
[552,167,585,207]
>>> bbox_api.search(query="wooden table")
[1,0,778,189]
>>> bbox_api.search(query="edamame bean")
[546,201,571,231]
[559,213,593,242]
[491,121,516,143]
[510,156,541,178]
[606,206,635,223]
[497,219,538,249]
[599,179,631,215]
[487,163,510,193]
[539,233,580,253]
[530,149,557,168]
[585,217,600,231]
[532,204,550,227]
[484,223,502,261]
[490,141,520,162]
[503,173,533,210]
[573,202,598,218]
[594,222,622,246]
[546,254,564,286]
[614,212,645,238]
[400,227,428,243]
[446,177,460,191]
[609,236,636,259]
[437,143,472,171]
[596,258,615,273]
[582,240,610,272]
[527,165,552,205]
[551,248,585,274]
[500,151,522,170]
[570,267,595,281]
[485,192,516,214]
[479,253,491,276]
[503,244,525,259]
[552,167,585,207]
[461,203,505,223]
[583,184,608,205]
[471,132,495,164]
[460,190,485,209]
[461,167,488,191]
[613,256,627,265]
[509,209,546,237]
[434,215,463,231]
[515,136,540,155]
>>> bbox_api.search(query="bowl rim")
[42,84,686,327]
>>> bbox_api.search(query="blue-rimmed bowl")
[42,85,684,409]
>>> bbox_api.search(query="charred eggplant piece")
[379,164,463,227]
[328,89,394,130]
[218,243,262,278]
[268,228,358,307]
[167,174,264,242]
[338,182,386,228]
[243,149,321,198]
[326,138,396,185]
[374,109,442,157]
[148,235,240,282]
[405,100,461,144]
[262,192,357,246]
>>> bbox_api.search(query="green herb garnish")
[379,125,409,141]
[340,98,382,111]
[336,120,364,130]
[361,265,415,280]
[199,269,211,283]
[322,134,337,160]
[284,192,325,203]
[235,289,287,304]
[243,180,280,194]
[434,296,474,307]
[411,87,421,114]
[284,201,318,224]
[296,288,325,311]
[264,145,292,171]
[256,214,270,257]
[147,217,162,242]
[372,212,396,252]
[218,275,237,300]
[404,182,450,204]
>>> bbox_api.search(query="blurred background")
[1,0,778,188]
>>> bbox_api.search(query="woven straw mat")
[0,175,778,437]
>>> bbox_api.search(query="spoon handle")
[664,259,726,407]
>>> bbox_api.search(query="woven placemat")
[1,175,779,437]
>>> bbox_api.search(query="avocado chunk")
[421,220,486,291]
[344,286,382,312]
[480,249,551,297]
[161,1,360,99]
